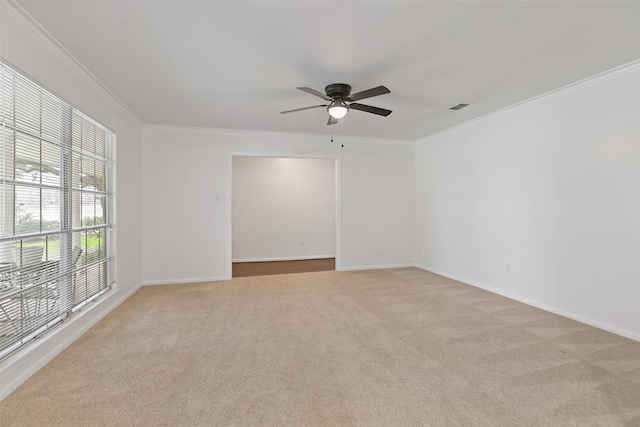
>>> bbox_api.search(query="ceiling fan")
[281,83,392,125]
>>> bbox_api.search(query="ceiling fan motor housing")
[325,83,351,99]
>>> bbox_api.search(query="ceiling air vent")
[449,103,469,111]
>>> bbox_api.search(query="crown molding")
[9,0,636,145]
[3,0,144,127]
[143,124,415,146]
[416,59,640,144]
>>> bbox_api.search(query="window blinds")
[0,62,115,358]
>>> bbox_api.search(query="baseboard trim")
[338,263,416,272]
[232,255,335,263]
[415,264,640,343]
[143,276,232,286]
[0,281,143,401]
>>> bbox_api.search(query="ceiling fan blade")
[347,85,390,102]
[297,87,333,101]
[327,115,338,126]
[349,103,392,117]
[280,104,328,114]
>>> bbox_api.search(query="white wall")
[232,156,335,261]
[0,3,144,399]
[142,127,415,284]
[415,63,640,340]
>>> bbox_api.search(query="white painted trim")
[3,1,144,127]
[416,59,640,144]
[228,151,339,160]
[415,264,640,343]
[143,276,231,286]
[144,124,414,146]
[227,151,234,281]
[338,263,417,272]
[232,255,336,263]
[0,282,142,401]
[227,151,234,282]
[334,156,342,272]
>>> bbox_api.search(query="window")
[0,62,115,358]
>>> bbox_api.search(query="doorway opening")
[230,155,339,277]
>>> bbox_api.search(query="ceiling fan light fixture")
[328,101,349,119]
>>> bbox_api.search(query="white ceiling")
[15,1,640,141]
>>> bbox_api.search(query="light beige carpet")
[1,268,640,426]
